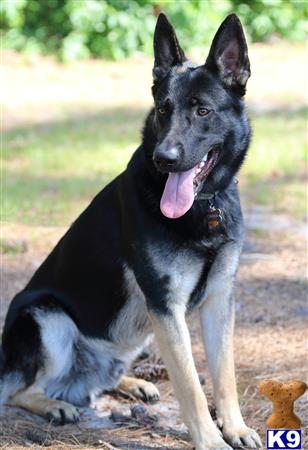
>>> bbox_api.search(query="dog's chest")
[152,248,205,305]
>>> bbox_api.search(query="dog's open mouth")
[160,147,219,219]
[193,147,219,197]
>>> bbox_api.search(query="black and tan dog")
[1,13,262,450]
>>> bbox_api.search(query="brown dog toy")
[259,380,307,429]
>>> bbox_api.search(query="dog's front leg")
[149,305,231,450]
[199,245,262,448]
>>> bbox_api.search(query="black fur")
[1,13,250,400]
[2,299,43,387]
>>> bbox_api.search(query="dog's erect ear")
[206,14,250,96]
[153,12,186,82]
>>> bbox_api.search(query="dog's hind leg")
[149,306,231,450]
[116,375,160,402]
[8,383,79,424]
[2,300,82,423]
[200,243,262,449]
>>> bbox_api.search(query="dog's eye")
[197,107,210,117]
[158,107,166,115]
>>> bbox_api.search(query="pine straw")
[0,406,191,449]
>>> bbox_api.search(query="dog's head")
[148,13,251,219]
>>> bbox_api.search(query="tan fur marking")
[116,375,160,401]
[8,386,79,422]
[175,65,188,74]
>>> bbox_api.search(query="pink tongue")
[160,167,196,219]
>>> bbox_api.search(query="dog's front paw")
[194,429,233,450]
[195,440,232,450]
[223,425,262,449]
[195,446,232,450]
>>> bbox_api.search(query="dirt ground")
[1,207,307,450]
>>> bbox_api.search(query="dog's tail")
[0,346,25,405]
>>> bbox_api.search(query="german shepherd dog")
[1,13,262,450]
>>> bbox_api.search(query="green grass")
[242,108,307,218]
[245,109,307,179]
[2,108,145,225]
[0,238,27,254]
[2,107,307,226]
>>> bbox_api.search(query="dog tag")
[206,205,222,229]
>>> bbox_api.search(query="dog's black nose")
[154,147,180,171]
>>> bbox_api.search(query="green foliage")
[231,0,307,41]
[1,0,307,60]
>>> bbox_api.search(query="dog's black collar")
[196,191,218,201]
[195,177,238,202]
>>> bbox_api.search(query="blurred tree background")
[1,0,307,61]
